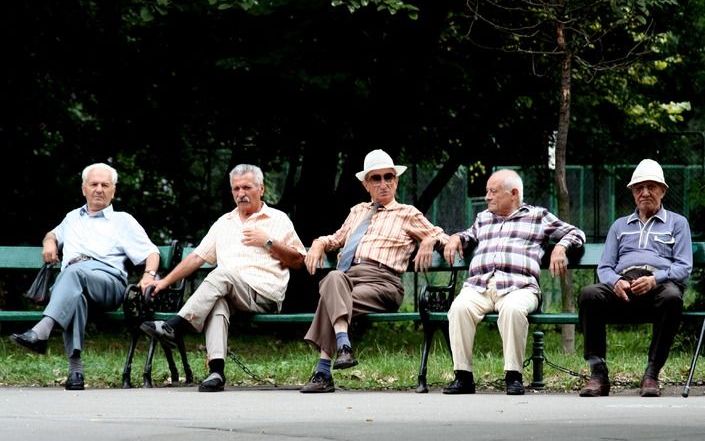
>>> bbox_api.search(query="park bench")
[0,242,190,387]
[180,241,705,392]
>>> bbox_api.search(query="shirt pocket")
[652,233,675,258]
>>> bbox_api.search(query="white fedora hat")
[627,158,668,188]
[355,149,408,181]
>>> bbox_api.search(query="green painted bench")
[0,243,180,323]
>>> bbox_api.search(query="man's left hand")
[549,245,568,277]
[630,275,657,295]
[414,236,437,272]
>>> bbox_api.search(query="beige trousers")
[178,267,277,360]
[448,279,539,372]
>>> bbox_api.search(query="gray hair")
[229,164,264,187]
[82,163,118,185]
[496,169,524,204]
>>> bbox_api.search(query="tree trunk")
[555,13,575,354]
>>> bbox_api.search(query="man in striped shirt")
[578,159,692,398]
[442,169,585,395]
[140,164,306,393]
[300,149,448,393]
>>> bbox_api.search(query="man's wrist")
[144,270,157,278]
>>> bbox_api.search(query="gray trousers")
[304,263,404,357]
[43,260,126,356]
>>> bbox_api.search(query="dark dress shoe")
[442,378,476,394]
[300,371,335,393]
[640,376,660,397]
[579,376,610,397]
[333,345,358,370]
[199,372,225,392]
[10,330,48,354]
[65,372,85,391]
[506,380,525,395]
[139,321,177,347]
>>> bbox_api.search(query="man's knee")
[578,283,603,307]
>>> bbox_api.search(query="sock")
[335,332,351,350]
[455,370,474,383]
[32,316,55,340]
[208,358,225,377]
[315,358,332,377]
[505,370,522,383]
[644,364,659,380]
[166,315,188,333]
[69,351,83,375]
[587,355,605,369]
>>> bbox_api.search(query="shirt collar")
[79,204,113,218]
[227,202,270,220]
[374,199,398,210]
[627,205,667,224]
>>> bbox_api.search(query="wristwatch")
[144,270,157,278]
[264,238,274,251]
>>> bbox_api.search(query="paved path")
[2,386,705,441]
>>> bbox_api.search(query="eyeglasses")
[367,173,396,185]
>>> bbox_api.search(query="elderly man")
[442,169,585,395]
[140,164,306,392]
[579,159,692,398]
[10,163,160,390]
[300,149,447,393]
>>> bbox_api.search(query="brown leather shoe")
[300,372,335,393]
[579,376,610,397]
[640,377,660,397]
[333,345,358,370]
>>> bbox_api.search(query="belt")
[67,255,96,266]
[351,258,400,276]
[621,265,656,281]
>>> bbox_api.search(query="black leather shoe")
[199,372,225,392]
[442,377,476,394]
[65,372,85,391]
[333,345,358,370]
[139,320,177,347]
[505,371,525,395]
[506,380,525,395]
[300,371,335,393]
[10,330,48,354]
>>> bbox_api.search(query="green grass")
[2,320,705,392]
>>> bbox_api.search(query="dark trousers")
[579,282,683,373]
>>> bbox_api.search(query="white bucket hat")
[627,158,668,188]
[355,149,408,181]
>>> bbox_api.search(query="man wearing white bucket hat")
[579,159,692,398]
[300,149,448,393]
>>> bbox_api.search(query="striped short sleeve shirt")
[316,200,448,274]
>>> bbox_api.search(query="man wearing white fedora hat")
[300,149,448,393]
[579,158,692,398]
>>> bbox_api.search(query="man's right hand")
[613,279,631,302]
[146,279,170,296]
[304,240,325,275]
[41,240,60,264]
[443,235,463,265]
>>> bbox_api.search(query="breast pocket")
[652,233,675,258]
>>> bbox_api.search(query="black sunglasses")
[368,173,396,183]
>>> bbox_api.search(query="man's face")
[82,168,115,212]
[631,180,666,217]
[231,172,264,215]
[485,173,517,216]
[362,167,397,205]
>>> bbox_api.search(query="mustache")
[237,196,251,203]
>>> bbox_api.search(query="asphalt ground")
[2,385,705,441]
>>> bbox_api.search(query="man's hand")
[41,236,60,264]
[142,278,169,296]
[414,236,437,272]
[613,279,631,302]
[630,275,657,296]
[443,235,463,265]
[304,240,326,275]
[242,227,270,248]
[549,245,568,277]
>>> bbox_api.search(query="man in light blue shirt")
[10,163,160,390]
[579,159,692,398]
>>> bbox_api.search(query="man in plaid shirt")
[442,169,585,395]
